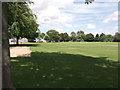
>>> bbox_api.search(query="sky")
[29,0,119,35]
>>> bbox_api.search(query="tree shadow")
[9,43,39,47]
[10,52,119,88]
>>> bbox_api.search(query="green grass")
[10,42,119,88]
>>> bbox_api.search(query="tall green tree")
[7,2,39,45]
[105,34,114,42]
[76,30,85,42]
[59,33,70,42]
[99,33,106,42]
[85,33,94,42]
[42,33,45,38]
[95,33,99,42]
[113,32,120,42]
[70,32,77,41]
[71,32,76,37]
[77,30,84,36]
[46,30,61,42]
[37,30,44,41]
[44,35,50,42]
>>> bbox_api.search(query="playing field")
[10,42,119,88]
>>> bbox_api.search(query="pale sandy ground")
[10,46,31,58]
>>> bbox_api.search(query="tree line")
[37,30,120,42]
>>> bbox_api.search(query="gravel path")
[10,46,31,58]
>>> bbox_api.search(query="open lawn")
[10,42,119,88]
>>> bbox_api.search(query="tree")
[70,32,77,41]
[28,32,39,42]
[37,30,43,41]
[77,30,84,36]
[94,33,99,42]
[99,33,106,42]
[7,2,39,45]
[2,1,36,88]
[85,33,94,42]
[59,33,70,42]
[37,31,46,41]
[44,35,50,42]
[76,37,84,42]
[113,32,120,42]
[105,34,114,42]
[42,33,45,38]
[2,2,13,88]
[71,32,76,37]
[76,30,85,42]
[46,30,61,42]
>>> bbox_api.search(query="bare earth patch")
[10,46,31,58]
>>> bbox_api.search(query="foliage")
[71,32,76,37]
[99,33,106,42]
[46,30,61,42]
[70,31,86,42]
[113,32,120,42]
[44,35,50,41]
[76,30,85,42]
[42,33,45,38]
[105,34,114,42]
[70,32,77,41]
[59,33,70,42]
[42,29,119,42]
[94,34,99,42]
[37,30,44,40]
[7,2,39,44]
[85,33,94,42]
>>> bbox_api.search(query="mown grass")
[10,42,119,88]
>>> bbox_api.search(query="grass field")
[10,42,119,88]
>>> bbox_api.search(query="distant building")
[9,38,16,44]
[35,38,47,43]
[9,38,28,44]
[19,38,28,43]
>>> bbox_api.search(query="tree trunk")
[2,2,13,89]
[0,2,2,89]
[16,37,19,45]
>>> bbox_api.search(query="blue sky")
[29,0,119,35]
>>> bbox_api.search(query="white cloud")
[29,0,74,25]
[29,0,118,35]
[85,26,118,36]
[95,26,118,35]
[87,24,96,29]
[103,11,118,23]
[63,24,73,28]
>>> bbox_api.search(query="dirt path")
[10,46,31,58]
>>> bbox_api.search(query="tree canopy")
[39,29,119,42]
[46,30,61,42]
[7,2,39,45]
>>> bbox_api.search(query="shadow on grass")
[9,43,39,47]
[10,52,119,88]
